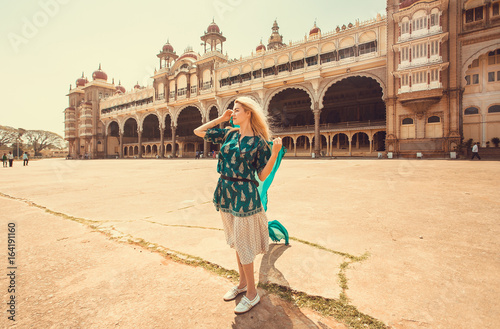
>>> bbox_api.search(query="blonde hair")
[230,96,272,144]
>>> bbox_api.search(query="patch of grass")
[260,282,388,329]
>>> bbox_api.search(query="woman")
[194,96,282,314]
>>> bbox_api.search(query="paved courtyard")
[1,158,499,328]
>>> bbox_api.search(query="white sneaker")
[234,294,260,314]
[223,285,247,301]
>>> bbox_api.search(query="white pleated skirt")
[220,210,269,265]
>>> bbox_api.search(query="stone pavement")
[1,158,499,328]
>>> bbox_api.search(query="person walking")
[7,151,14,167]
[23,152,29,166]
[471,142,481,160]
[2,153,7,167]
[194,96,282,314]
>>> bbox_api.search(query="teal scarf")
[230,118,289,245]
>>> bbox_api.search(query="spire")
[112,78,115,84]
[98,63,101,70]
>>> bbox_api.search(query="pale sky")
[0,0,386,137]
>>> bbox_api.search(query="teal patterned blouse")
[204,128,271,217]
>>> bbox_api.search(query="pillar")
[119,132,123,158]
[103,133,107,158]
[356,134,360,149]
[294,138,297,157]
[327,135,331,156]
[313,108,321,157]
[171,126,177,157]
[369,138,373,153]
[348,137,352,156]
[203,118,208,157]
[160,126,165,158]
[138,130,143,158]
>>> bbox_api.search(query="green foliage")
[492,137,500,148]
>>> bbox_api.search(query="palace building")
[64,0,500,159]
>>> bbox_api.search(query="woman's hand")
[220,109,233,122]
[272,137,282,155]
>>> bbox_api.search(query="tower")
[200,19,226,54]
[267,20,285,50]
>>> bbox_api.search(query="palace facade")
[64,0,500,159]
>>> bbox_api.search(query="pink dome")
[92,64,107,81]
[163,41,174,53]
[207,21,220,33]
[76,73,88,87]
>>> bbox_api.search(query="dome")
[92,64,107,81]
[115,82,126,94]
[309,22,320,35]
[207,20,220,33]
[178,53,198,61]
[162,40,174,53]
[134,82,141,89]
[76,73,88,87]
[256,41,266,52]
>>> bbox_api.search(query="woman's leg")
[241,261,257,300]
[236,252,247,289]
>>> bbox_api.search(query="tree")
[23,130,64,156]
[0,125,18,147]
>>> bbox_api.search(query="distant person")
[23,152,29,166]
[7,151,14,167]
[195,151,200,159]
[2,153,7,167]
[471,142,481,160]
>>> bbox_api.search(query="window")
[489,105,500,113]
[241,73,251,82]
[412,42,427,59]
[493,3,499,16]
[401,118,415,139]
[401,47,409,62]
[412,16,427,32]
[291,59,305,70]
[320,52,335,64]
[412,71,427,84]
[464,107,479,115]
[488,49,500,65]
[252,69,262,79]
[430,13,439,26]
[472,74,479,84]
[488,72,495,82]
[263,67,275,77]
[305,55,318,66]
[339,47,354,59]
[466,7,484,23]
[359,41,377,55]
[99,92,103,99]
[401,21,410,34]
[498,71,500,81]
[401,74,409,86]
[430,69,439,81]
[428,116,440,123]
[430,40,439,56]
[465,75,471,85]
[277,63,289,73]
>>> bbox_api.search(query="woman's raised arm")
[193,110,233,138]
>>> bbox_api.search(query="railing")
[272,121,386,134]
